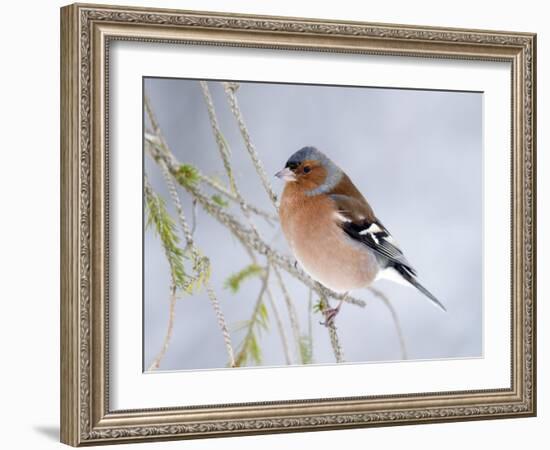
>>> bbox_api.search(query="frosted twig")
[307,289,314,361]
[199,83,267,243]
[158,144,236,367]
[199,81,238,194]
[265,287,292,365]
[148,285,177,371]
[273,266,303,363]
[159,161,197,255]
[223,82,279,207]
[144,97,170,154]
[327,325,344,363]
[199,172,277,222]
[319,293,345,363]
[237,242,292,366]
[234,265,271,367]
[234,233,292,366]
[205,281,237,367]
[190,199,198,237]
[369,286,408,360]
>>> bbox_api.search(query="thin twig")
[144,97,170,152]
[199,81,239,194]
[199,83,267,243]
[234,231,292,366]
[159,162,197,253]
[234,265,271,366]
[144,176,189,370]
[307,289,314,362]
[369,286,408,360]
[198,171,277,222]
[205,281,237,367]
[158,150,236,367]
[273,266,303,363]
[237,240,293,365]
[319,293,345,363]
[190,199,198,237]
[148,285,177,371]
[265,287,292,365]
[327,325,344,363]
[223,82,279,207]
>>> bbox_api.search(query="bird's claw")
[320,305,341,327]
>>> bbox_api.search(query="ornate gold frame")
[60,3,536,446]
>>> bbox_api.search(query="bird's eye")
[286,162,298,170]
[303,166,311,174]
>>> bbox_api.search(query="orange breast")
[279,185,379,293]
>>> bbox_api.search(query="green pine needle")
[175,164,200,188]
[248,334,261,364]
[224,264,264,293]
[257,303,269,333]
[144,183,213,296]
[144,187,191,292]
[312,300,324,313]
[211,194,229,208]
[299,335,313,365]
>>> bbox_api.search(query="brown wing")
[329,194,415,274]
[328,193,375,223]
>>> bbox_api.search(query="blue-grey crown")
[286,146,343,196]
[286,146,325,167]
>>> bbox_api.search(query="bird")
[275,146,446,325]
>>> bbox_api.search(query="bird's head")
[275,146,343,196]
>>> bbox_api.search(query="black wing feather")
[330,193,446,312]
[341,220,416,275]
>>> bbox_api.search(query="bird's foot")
[319,294,348,327]
[320,300,344,327]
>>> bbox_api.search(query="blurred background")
[144,78,482,371]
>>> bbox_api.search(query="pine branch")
[144,133,277,223]
[143,177,191,292]
[158,156,236,368]
[147,138,366,308]
[198,171,277,223]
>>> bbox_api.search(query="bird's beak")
[275,167,296,182]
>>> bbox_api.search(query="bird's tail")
[395,265,447,312]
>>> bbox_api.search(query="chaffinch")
[275,146,445,323]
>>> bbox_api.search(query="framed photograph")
[60,3,537,446]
